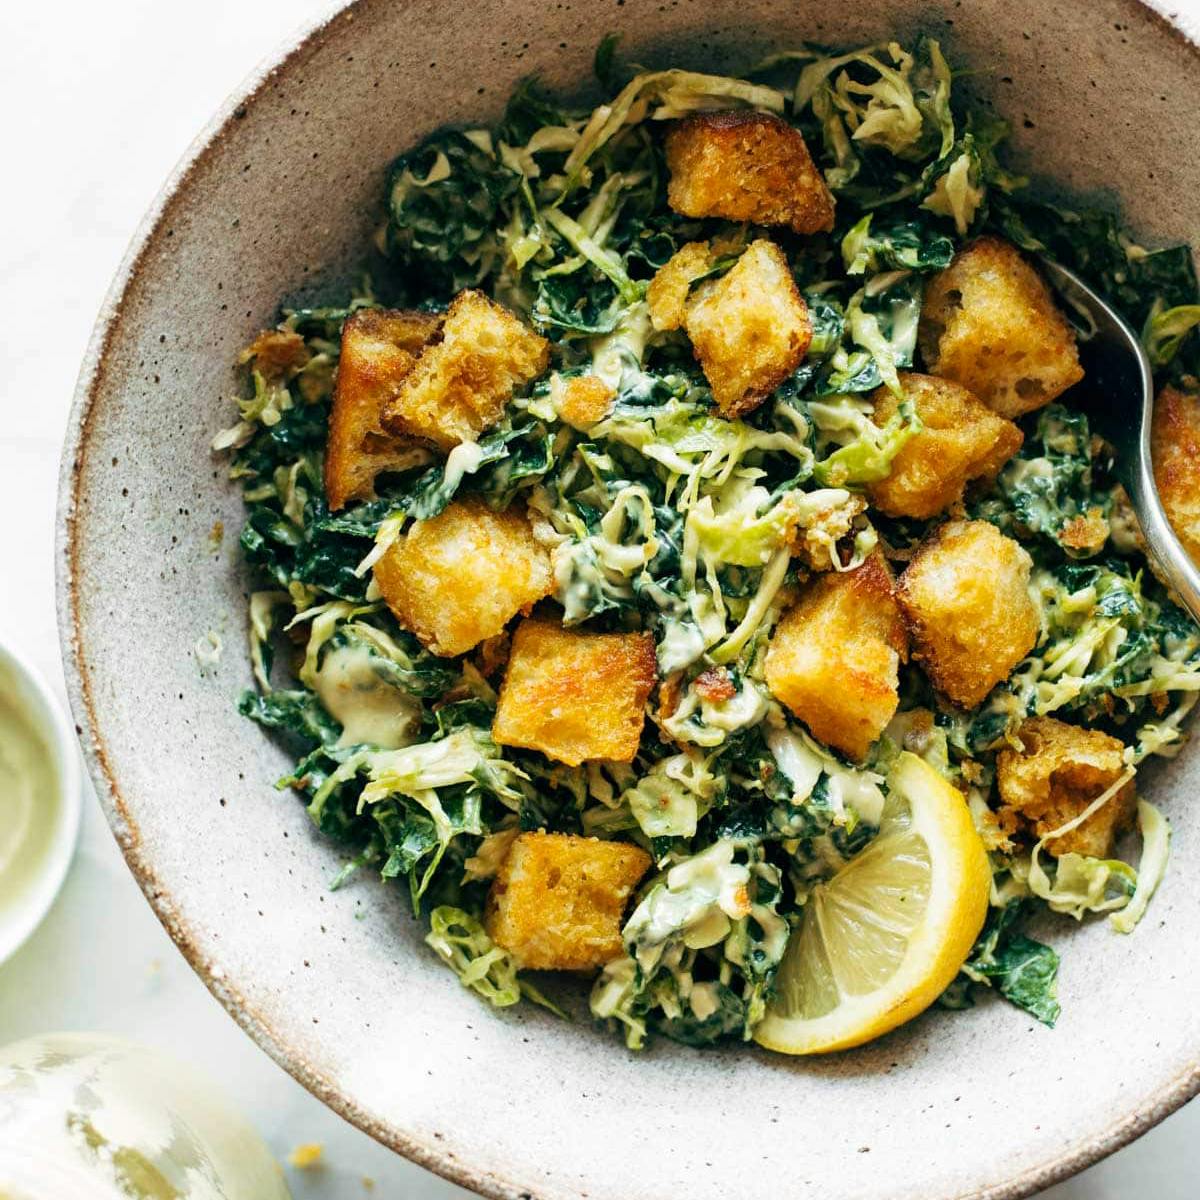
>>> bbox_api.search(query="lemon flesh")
[754,752,990,1055]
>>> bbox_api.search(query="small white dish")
[0,644,81,965]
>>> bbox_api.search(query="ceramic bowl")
[57,2,1200,1197]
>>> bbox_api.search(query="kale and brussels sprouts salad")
[216,38,1200,1054]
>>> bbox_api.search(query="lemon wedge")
[754,751,990,1054]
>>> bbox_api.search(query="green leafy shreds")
[813,275,926,396]
[955,902,1061,1027]
[962,559,1200,752]
[921,110,1022,235]
[842,214,954,275]
[425,906,523,1006]
[973,405,1114,556]
[426,904,570,1015]
[1144,302,1200,372]
[384,129,522,297]
[590,840,790,1047]
[809,394,922,486]
[238,689,340,751]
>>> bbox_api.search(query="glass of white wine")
[0,1033,292,1199]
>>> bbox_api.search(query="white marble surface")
[0,2,1196,1196]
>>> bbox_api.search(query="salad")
[216,38,1200,1054]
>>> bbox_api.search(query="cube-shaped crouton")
[919,237,1084,419]
[867,373,1024,519]
[486,832,651,970]
[996,717,1136,858]
[382,290,549,450]
[897,519,1039,707]
[647,240,715,333]
[324,308,439,510]
[665,111,835,234]
[764,554,908,760]
[550,373,615,430]
[492,618,656,765]
[1152,385,1200,566]
[684,240,812,418]
[373,497,553,657]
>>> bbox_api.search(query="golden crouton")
[239,327,311,380]
[919,237,1084,419]
[665,111,835,234]
[1151,385,1200,566]
[550,373,615,430]
[382,290,549,450]
[684,240,812,418]
[897,519,1039,707]
[764,554,908,760]
[486,832,651,971]
[646,240,715,333]
[373,497,553,657]
[492,618,657,765]
[996,716,1136,858]
[1059,507,1110,556]
[867,373,1024,519]
[324,308,438,510]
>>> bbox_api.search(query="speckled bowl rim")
[55,2,1200,1196]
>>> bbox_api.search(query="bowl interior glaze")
[59,2,1200,1197]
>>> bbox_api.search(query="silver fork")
[1039,257,1200,623]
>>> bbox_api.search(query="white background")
[0,2,1196,1196]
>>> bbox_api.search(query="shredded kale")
[973,405,1115,556]
[953,902,1061,1027]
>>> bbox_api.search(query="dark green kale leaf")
[240,503,366,602]
[972,405,1113,556]
[813,274,924,396]
[280,747,375,844]
[593,33,622,91]
[778,293,846,395]
[961,903,1061,1027]
[375,785,485,911]
[384,129,521,297]
[312,496,404,539]
[842,215,955,275]
[237,689,340,751]
[240,513,370,601]
[653,980,747,1047]
[392,417,553,520]
[333,627,459,701]
[499,76,571,145]
[232,400,328,478]
[290,533,374,601]
[532,271,624,335]
[233,397,380,601]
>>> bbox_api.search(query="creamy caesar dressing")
[766,709,885,825]
[589,301,652,394]
[0,688,58,911]
[311,641,420,750]
[625,841,753,973]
